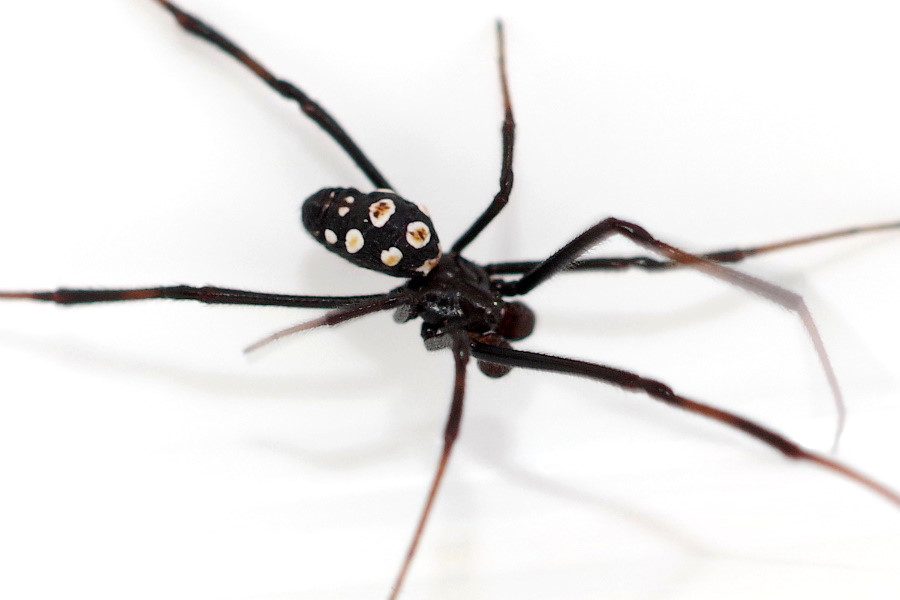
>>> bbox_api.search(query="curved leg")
[152,0,391,189]
[451,22,516,254]
[498,217,846,449]
[470,341,900,507]
[0,285,386,309]
[484,220,900,275]
[389,333,469,600]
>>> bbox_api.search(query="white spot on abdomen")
[406,221,431,248]
[338,206,350,217]
[345,229,364,254]
[369,199,396,228]
[380,247,403,267]
[324,229,337,244]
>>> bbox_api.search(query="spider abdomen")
[302,187,442,277]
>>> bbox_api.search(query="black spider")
[3,2,899,598]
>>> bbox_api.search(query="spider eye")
[301,187,442,278]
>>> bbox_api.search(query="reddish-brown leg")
[152,0,391,189]
[0,285,387,309]
[451,22,516,254]
[389,334,470,600]
[498,217,846,449]
[484,220,900,274]
[244,291,414,353]
[470,341,900,507]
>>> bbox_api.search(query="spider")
[2,1,899,598]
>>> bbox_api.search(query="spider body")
[2,2,899,599]
[399,253,535,377]
[302,186,536,373]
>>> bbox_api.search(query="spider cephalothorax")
[393,253,536,376]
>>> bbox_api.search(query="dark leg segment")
[451,22,516,254]
[470,341,900,507]
[389,334,470,600]
[0,285,386,309]
[152,0,391,189]
[485,220,900,275]
[498,217,846,447]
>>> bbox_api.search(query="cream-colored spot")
[338,206,350,217]
[344,196,355,204]
[415,256,440,276]
[380,247,403,267]
[406,221,431,248]
[345,229,364,254]
[324,229,337,244]
[369,199,396,228]
[416,202,430,216]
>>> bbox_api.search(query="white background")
[1,1,899,599]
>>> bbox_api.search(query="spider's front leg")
[484,220,900,275]
[496,217,845,447]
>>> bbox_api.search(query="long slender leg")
[451,22,516,254]
[244,291,413,353]
[470,341,900,507]
[152,0,391,189]
[484,220,900,275]
[389,333,469,600]
[0,285,387,309]
[498,217,846,448]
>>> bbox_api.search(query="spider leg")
[451,22,516,254]
[484,220,900,275]
[497,217,846,449]
[151,0,391,189]
[470,341,900,507]
[389,333,469,600]
[244,291,413,353]
[0,285,386,309]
